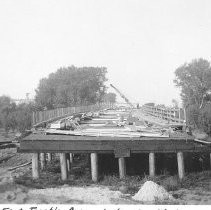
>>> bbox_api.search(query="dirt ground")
[0,147,211,204]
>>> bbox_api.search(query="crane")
[110,84,134,108]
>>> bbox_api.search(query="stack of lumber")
[45,128,169,138]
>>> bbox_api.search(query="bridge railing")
[142,105,185,124]
[32,102,114,127]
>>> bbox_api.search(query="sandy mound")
[132,181,173,202]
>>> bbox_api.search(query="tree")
[35,66,107,109]
[0,95,11,108]
[103,92,116,103]
[0,95,35,132]
[174,58,211,109]
[174,58,211,130]
[15,103,32,132]
[0,95,16,131]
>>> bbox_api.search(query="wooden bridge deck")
[20,134,209,155]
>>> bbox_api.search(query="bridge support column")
[66,153,71,172]
[149,152,155,177]
[40,153,46,170]
[32,153,39,179]
[177,152,185,179]
[47,153,52,162]
[70,153,73,163]
[118,157,126,179]
[210,153,211,170]
[91,153,98,182]
[60,153,68,180]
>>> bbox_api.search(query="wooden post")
[118,157,126,179]
[70,153,73,163]
[178,108,181,122]
[40,153,46,170]
[60,153,68,180]
[47,153,52,162]
[184,107,187,124]
[177,152,185,179]
[32,112,35,126]
[32,153,39,179]
[210,153,211,170]
[149,152,155,177]
[91,153,98,182]
[66,153,71,172]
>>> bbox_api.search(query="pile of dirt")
[132,181,173,202]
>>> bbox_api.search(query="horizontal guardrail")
[32,103,115,126]
[142,105,185,124]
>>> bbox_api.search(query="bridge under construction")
[19,103,211,182]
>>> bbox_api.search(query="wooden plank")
[193,145,211,152]
[115,148,130,158]
[8,161,31,171]
[19,139,196,153]
[194,139,211,145]
[23,134,194,142]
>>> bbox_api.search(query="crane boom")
[110,84,134,108]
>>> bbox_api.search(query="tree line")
[0,66,116,133]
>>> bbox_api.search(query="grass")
[14,170,182,193]
[14,156,93,189]
[100,175,142,194]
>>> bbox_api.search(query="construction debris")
[41,107,193,138]
[192,129,208,140]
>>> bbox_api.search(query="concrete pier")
[149,152,155,177]
[60,153,68,180]
[118,157,126,179]
[32,153,39,179]
[177,152,185,179]
[91,153,98,182]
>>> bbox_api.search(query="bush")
[161,176,180,191]
[186,103,211,135]
[0,96,34,132]
[44,159,61,173]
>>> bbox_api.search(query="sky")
[0,0,211,106]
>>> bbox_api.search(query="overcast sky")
[0,0,211,105]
